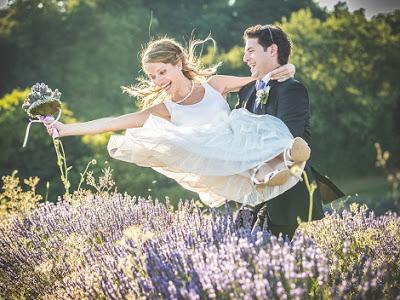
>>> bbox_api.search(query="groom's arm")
[276,81,310,140]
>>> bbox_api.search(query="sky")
[316,0,400,17]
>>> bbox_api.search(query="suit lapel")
[240,79,278,112]
[262,80,278,114]
[248,80,279,114]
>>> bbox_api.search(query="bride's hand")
[44,120,66,137]
[270,63,295,82]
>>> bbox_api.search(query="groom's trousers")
[251,202,298,240]
[236,165,325,240]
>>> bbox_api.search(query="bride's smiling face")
[144,62,183,95]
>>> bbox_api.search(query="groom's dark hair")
[243,25,292,65]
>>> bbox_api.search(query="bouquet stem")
[52,139,71,196]
[303,171,318,222]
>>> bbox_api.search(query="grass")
[331,175,395,214]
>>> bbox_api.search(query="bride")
[46,37,310,207]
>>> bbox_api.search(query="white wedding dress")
[108,81,304,207]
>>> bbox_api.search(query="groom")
[235,24,344,239]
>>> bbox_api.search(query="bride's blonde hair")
[122,37,221,109]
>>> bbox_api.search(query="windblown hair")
[122,37,221,109]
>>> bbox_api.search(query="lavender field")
[0,172,399,300]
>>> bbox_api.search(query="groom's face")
[243,38,271,79]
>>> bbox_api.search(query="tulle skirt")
[107,108,303,207]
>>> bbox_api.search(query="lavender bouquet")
[22,83,71,195]
[22,83,62,147]
[22,83,62,118]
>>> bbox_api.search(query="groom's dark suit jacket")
[236,78,344,226]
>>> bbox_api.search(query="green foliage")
[0,88,28,111]
[300,202,400,298]
[0,171,42,220]
[280,8,400,175]
[142,0,324,51]
[1,0,150,118]
[0,88,56,179]
[373,143,400,211]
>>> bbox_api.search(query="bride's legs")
[253,154,290,187]
[254,162,274,182]
[254,154,283,182]
[251,137,311,186]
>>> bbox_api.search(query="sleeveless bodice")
[163,81,231,127]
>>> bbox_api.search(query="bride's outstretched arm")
[207,75,254,96]
[47,103,169,137]
[207,64,295,95]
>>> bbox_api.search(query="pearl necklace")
[174,80,194,104]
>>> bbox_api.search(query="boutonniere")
[256,85,270,105]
